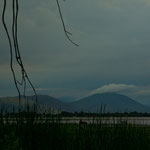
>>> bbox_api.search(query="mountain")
[0,93,150,113]
[58,96,76,103]
[28,95,73,111]
[0,95,72,112]
[71,93,150,113]
[0,96,30,109]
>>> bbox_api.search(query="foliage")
[0,107,150,150]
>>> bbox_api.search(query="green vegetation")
[0,108,150,150]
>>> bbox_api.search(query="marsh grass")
[0,106,150,150]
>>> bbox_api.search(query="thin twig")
[2,0,38,107]
[56,0,79,46]
[2,0,21,105]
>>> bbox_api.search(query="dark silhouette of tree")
[1,0,78,107]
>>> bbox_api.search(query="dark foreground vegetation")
[0,107,150,150]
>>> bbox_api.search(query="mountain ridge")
[0,93,150,113]
[71,93,150,112]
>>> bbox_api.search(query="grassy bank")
[0,109,150,150]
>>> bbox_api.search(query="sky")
[1,0,150,104]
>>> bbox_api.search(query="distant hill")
[71,93,150,113]
[28,95,73,111]
[0,93,150,113]
[0,96,31,110]
[0,95,73,112]
[58,96,76,103]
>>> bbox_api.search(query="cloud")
[90,83,150,97]
[133,88,150,96]
[99,0,121,12]
[90,83,136,95]
[99,0,150,10]
[27,87,89,99]
[2,0,150,98]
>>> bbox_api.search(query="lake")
[59,117,150,125]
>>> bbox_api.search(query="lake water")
[2,117,150,125]
[59,117,150,125]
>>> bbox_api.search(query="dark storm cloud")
[1,0,150,99]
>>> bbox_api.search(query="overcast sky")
[1,0,150,103]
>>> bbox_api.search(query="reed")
[0,106,150,150]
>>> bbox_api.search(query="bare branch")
[56,0,79,46]
[1,0,77,107]
[2,0,37,107]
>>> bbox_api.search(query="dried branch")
[2,0,37,107]
[1,0,77,107]
[56,0,79,46]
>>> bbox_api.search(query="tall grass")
[0,106,150,150]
